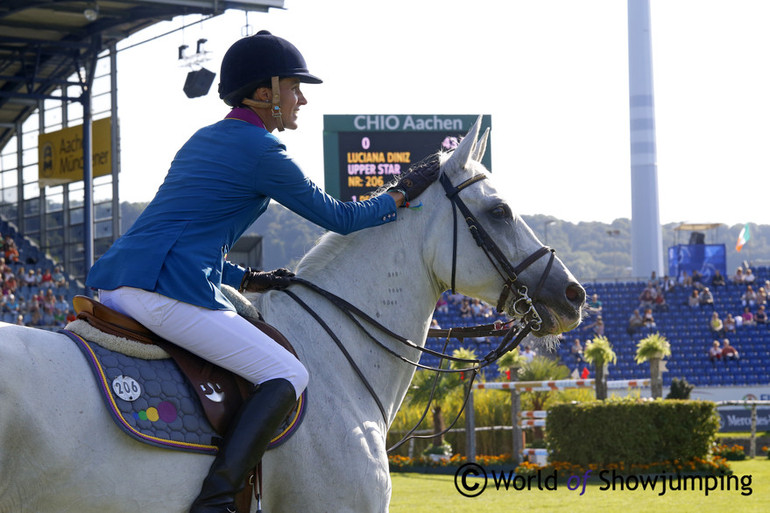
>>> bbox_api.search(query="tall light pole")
[628,0,664,278]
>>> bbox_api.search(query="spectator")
[742,286,757,307]
[585,316,605,336]
[745,268,756,284]
[52,266,67,288]
[470,298,484,318]
[653,286,669,311]
[478,301,494,319]
[40,268,53,289]
[446,291,464,305]
[662,274,676,292]
[4,238,19,263]
[741,306,755,327]
[724,314,737,333]
[688,289,700,308]
[756,305,768,324]
[22,268,36,289]
[638,284,655,310]
[732,267,745,284]
[53,307,66,327]
[459,299,472,319]
[708,340,722,366]
[5,293,18,314]
[435,295,448,314]
[710,311,724,335]
[758,287,768,306]
[586,294,603,316]
[520,345,536,363]
[65,310,77,323]
[699,287,714,307]
[642,308,656,328]
[570,338,584,364]
[691,269,705,289]
[27,305,42,327]
[678,270,692,287]
[711,270,726,287]
[721,339,740,363]
[628,309,644,335]
[56,294,69,313]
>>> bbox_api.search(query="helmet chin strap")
[242,76,284,132]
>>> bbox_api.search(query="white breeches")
[99,287,308,399]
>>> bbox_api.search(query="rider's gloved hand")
[388,154,441,207]
[239,268,295,293]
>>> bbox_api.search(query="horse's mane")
[295,230,355,276]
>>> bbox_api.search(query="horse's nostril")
[565,283,586,306]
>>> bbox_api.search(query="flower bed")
[388,453,732,476]
[712,443,746,461]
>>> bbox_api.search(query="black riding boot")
[189,378,297,513]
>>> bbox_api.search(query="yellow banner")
[38,117,112,188]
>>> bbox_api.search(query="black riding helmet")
[218,30,322,107]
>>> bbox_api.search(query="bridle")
[281,154,559,449]
[438,156,556,333]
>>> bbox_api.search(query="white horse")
[0,119,584,513]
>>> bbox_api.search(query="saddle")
[72,295,299,437]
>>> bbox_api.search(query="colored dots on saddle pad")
[133,401,178,423]
[157,401,178,422]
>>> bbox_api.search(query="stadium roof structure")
[0,0,284,150]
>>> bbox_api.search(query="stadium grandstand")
[425,270,770,390]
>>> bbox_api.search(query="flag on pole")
[736,223,751,252]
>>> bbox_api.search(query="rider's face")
[278,77,306,131]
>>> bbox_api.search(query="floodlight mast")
[628,0,664,279]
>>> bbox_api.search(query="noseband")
[438,163,556,333]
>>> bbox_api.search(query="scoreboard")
[322,114,492,201]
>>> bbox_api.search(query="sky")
[111,0,770,229]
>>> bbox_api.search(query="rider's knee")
[285,361,309,399]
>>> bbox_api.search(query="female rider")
[85,31,439,513]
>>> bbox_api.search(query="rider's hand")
[389,154,440,206]
[240,268,295,293]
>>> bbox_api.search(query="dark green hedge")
[546,399,720,466]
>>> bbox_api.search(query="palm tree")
[517,356,571,440]
[635,332,671,398]
[496,347,525,381]
[583,335,617,400]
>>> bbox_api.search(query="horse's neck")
[271,219,441,423]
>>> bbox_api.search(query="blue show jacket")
[86,110,397,311]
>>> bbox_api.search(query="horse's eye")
[490,204,512,219]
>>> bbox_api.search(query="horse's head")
[419,117,585,336]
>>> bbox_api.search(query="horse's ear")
[449,116,483,171]
[472,127,490,163]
